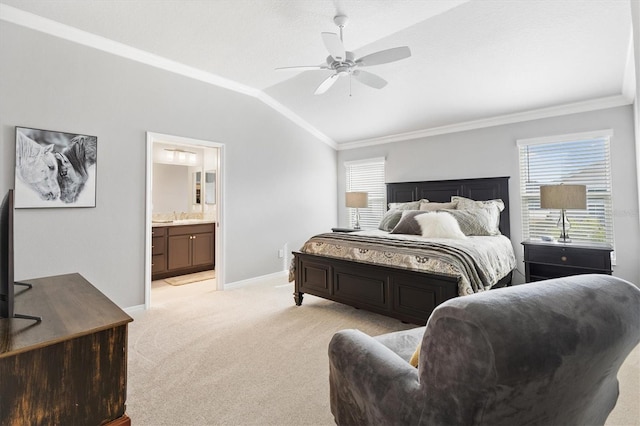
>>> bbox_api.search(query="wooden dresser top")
[1,273,133,357]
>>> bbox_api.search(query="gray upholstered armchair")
[329,274,640,426]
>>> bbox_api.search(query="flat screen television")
[0,189,40,321]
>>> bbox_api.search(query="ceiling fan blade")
[314,74,340,95]
[321,32,346,62]
[355,46,411,67]
[352,70,387,89]
[275,65,330,71]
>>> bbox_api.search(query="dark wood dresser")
[0,273,133,425]
[522,239,613,283]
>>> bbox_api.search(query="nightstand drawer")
[526,245,609,270]
[522,240,613,283]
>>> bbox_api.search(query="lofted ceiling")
[0,0,635,147]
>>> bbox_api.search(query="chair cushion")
[409,344,420,368]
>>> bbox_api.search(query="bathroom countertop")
[151,219,216,227]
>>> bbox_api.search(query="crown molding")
[337,95,633,151]
[0,4,337,149]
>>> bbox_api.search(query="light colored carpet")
[164,270,215,286]
[128,275,640,426]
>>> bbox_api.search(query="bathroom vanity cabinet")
[151,222,215,280]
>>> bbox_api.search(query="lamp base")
[557,210,572,243]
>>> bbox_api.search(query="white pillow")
[415,211,467,239]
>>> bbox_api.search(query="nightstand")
[331,227,359,233]
[522,239,613,283]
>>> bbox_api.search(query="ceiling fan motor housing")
[326,51,355,73]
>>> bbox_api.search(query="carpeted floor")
[127,275,415,425]
[127,275,640,426]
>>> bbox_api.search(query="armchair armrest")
[329,329,422,425]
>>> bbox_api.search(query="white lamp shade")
[540,184,587,209]
[345,192,368,208]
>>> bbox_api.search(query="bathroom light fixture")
[163,148,197,164]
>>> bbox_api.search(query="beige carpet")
[128,275,640,426]
[164,270,215,286]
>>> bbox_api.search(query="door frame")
[145,132,225,309]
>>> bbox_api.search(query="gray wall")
[0,21,337,308]
[338,106,640,286]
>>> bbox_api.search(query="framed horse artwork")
[14,127,97,208]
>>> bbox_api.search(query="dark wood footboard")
[294,252,461,325]
[293,252,513,325]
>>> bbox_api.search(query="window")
[518,130,614,246]
[345,158,385,229]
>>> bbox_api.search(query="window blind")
[345,158,385,229]
[518,131,614,245]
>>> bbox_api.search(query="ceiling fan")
[276,15,411,95]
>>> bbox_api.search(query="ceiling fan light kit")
[275,14,411,95]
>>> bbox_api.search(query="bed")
[292,176,516,325]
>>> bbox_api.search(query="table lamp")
[540,184,586,243]
[345,192,368,229]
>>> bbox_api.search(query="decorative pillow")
[388,199,428,211]
[415,212,467,239]
[419,200,458,211]
[390,210,427,235]
[378,209,403,232]
[409,343,420,368]
[452,196,504,235]
[441,209,498,236]
[452,196,505,212]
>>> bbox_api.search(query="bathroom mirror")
[205,171,216,205]
[193,171,201,205]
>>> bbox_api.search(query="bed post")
[293,253,304,306]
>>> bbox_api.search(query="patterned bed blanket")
[290,230,516,296]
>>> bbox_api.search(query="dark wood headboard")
[386,176,510,238]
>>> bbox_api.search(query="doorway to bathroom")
[144,132,224,309]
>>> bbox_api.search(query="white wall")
[0,21,337,308]
[152,163,190,214]
[631,0,640,230]
[338,106,639,286]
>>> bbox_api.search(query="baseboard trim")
[123,304,146,314]
[224,270,288,290]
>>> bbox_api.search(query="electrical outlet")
[278,249,284,258]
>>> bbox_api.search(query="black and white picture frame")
[14,126,97,208]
